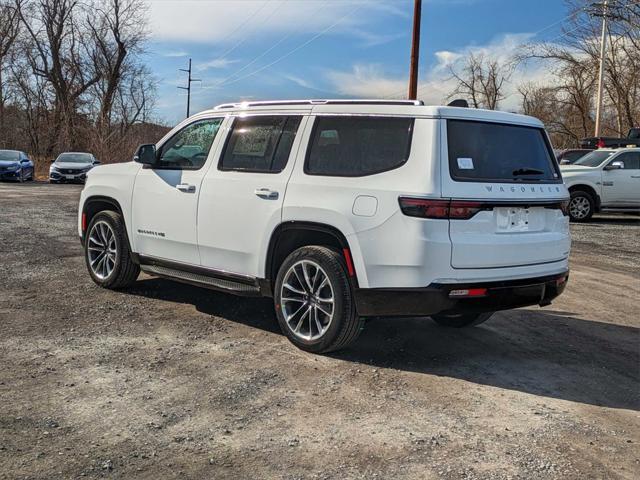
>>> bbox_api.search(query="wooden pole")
[408,0,422,100]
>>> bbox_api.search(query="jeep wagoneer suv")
[78,99,570,353]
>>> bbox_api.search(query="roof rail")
[214,99,424,110]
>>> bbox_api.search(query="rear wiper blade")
[513,167,545,176]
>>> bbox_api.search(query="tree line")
[0,0,165,166]
[448,0,639,148]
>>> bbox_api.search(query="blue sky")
[145,0,570,125]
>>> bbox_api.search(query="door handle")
[631,175,640,178]
[176,183,196,193]
[254,188,279,200]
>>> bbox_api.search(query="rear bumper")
[354,271,569,317]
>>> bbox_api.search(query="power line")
[214,0,331,87]
[214,3,364,89]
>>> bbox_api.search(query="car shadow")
[127,277,639,411]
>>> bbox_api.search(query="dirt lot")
[1,182,638,480]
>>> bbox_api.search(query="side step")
[140,264,261,296]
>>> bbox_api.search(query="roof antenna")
[447,99,469,108]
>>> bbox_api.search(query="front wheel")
[274,246,364,353]
[431,312,494,328]
[85,211,140,289]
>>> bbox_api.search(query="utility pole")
[178,58,201,118]
[594,0,608,137]
[408,0,422,100]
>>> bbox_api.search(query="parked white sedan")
[561,148,640,221]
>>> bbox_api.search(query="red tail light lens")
[596,139,606,148]
[398,198,450,219]
[399,198,486,220]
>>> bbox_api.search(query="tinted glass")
[613,152,640,169]
[447,120,559,182]
[574,150,615,167]
[562,150,589,163]
[306,116,413,176]
[158,118,223,169]
[0,150,20,161]
[220,116,301,173]
[57,153,93,163]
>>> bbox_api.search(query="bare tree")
[0,1,21,143]
[448,52,513,110]
[521,0,640,138]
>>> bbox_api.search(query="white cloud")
[196,58,239,71]
[160,49,189,58]
[324,34,559,111]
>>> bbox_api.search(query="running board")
[140,264,261,296]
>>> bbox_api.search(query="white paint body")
[80,102,571,289]
[561,148,640,209]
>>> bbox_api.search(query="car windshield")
[0,150,20,161]
[573,150,615,167]
[57,153,92,163]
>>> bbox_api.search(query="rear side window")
[447,120,560,183]
[220,115,302,173]
[306,116,414,177]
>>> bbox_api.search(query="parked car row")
[0,150,35,182]
[0,150,99,184]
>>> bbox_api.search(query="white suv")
[78,99,570,353]
[560,148,640,221]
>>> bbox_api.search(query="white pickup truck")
[561,148,640,221]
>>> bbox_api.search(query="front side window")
[611,152,640,170]
[306,116,414,177]
[447,120,559,182]
[220,115,302,173]
[158,118,223,170]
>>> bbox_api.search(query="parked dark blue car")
[0,150,34,182]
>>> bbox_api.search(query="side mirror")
[93,160,101,165]
[604,161,624,171]
[50,158,56,163]
[134,144,157,166]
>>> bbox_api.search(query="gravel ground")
[0,182,638,480]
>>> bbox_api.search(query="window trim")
[151,117,225,171]
[217,114,302,174]
[446,118,563,184]
[303,115,415,178]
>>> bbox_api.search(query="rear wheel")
[431,312,494,328]
[274,246,364,353]
[568,190,595,222]
[85,211,139,289]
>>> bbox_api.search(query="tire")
[568,190,595,222]
[431,311,494,328]
[18,170,24,183]
[84,210,139,289]
[274,246,364,354]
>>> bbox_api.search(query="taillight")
[596,139,606,149]
[398,198,486,220]
[560,200,570,216]
[398,198,450,219]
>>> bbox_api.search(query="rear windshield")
[447,120,559,182]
